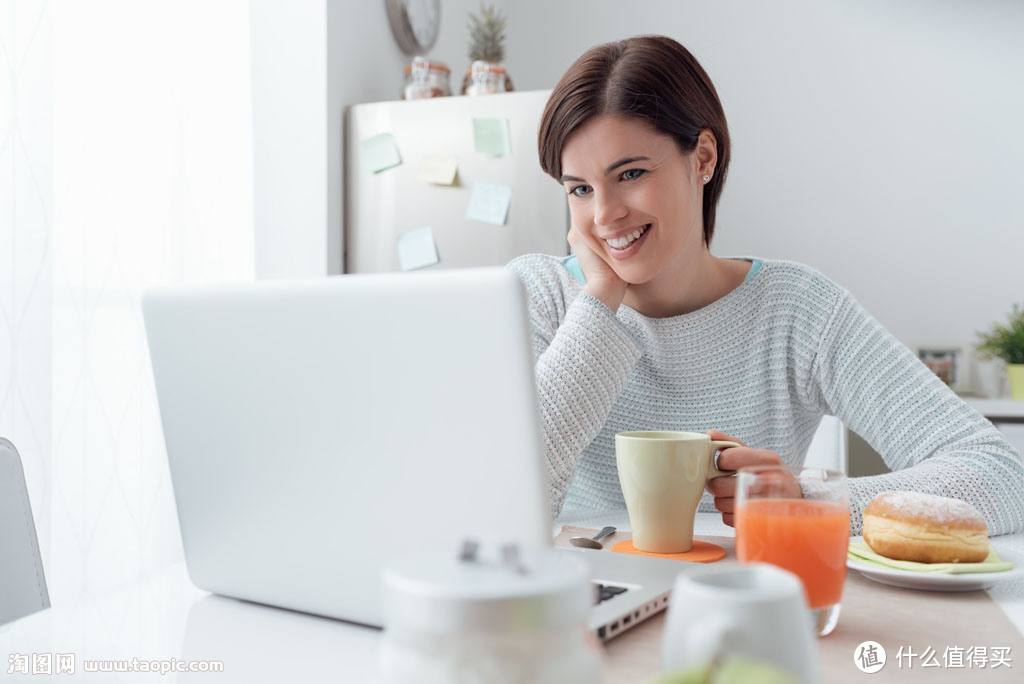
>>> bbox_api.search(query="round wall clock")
[386,0,441,56]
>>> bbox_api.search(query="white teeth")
[605,225,649,249]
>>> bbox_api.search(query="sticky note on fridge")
[418,158,458,185]
[362,133,402,173]
[473,118,510,156]
[466,183,512,225]
[397,227,439,271]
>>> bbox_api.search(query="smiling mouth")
[604,224,651,250]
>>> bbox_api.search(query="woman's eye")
[569,185,592,198]
[621,168,647,181]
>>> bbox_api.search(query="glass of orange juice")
[735,464,849,637]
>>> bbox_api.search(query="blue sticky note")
[362,133,402,173]
[466,182,512,225]
[473,118,510,156]
[397,227,439,271]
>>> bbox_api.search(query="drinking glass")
[735,465,849,637]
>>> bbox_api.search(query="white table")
[965,398,1024,423]
[2,512,1023,682]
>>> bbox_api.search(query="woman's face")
[559,114,707,285]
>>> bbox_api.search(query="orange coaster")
[611,538,726,563]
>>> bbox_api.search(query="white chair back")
[803,415,848,474]
[0,438,49,625]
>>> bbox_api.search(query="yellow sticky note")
[473,118,510,156]
[418,158,458,185]
[362,133,402,173]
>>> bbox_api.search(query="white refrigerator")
[344,90,569,273]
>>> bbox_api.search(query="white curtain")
[2,0,254,606]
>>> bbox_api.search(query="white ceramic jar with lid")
[380,543,602,683]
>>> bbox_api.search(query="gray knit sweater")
[507,253,1024,536]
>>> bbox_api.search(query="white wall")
[252,0,506,277]
[250,0,328,278]
[506,0,1024,394]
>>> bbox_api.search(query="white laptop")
[142,267,685,641]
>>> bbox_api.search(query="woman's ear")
[694,129,718,181]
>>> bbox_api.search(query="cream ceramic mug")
[616,431,740,553]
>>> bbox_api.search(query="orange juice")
[735,498,850,609]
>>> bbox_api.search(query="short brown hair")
[538,36,731,245]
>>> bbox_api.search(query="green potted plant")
[461,4,513,95]
[976,303,1024,400]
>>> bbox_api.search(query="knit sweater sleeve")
[507,255,643,514]
[806,286,1024,536]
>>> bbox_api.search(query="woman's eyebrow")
[559,156,651,183]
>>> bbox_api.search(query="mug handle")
[707,440,742,479]
[684,613,742,670]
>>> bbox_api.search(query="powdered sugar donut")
[862,491,989,563]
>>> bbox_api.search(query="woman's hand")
[568,226,628,312]
[705,430,801,527]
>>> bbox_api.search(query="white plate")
[847,537,1024,592]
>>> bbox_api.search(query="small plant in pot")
[976,303,1024,400]
[461,4,513,95]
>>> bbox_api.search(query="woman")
[507,35,1024,535]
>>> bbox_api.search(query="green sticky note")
[473,118,510,156]
[362,133,402,173]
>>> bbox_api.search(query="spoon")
[569,526,617,550]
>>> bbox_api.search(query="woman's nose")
[593,189,628,227]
